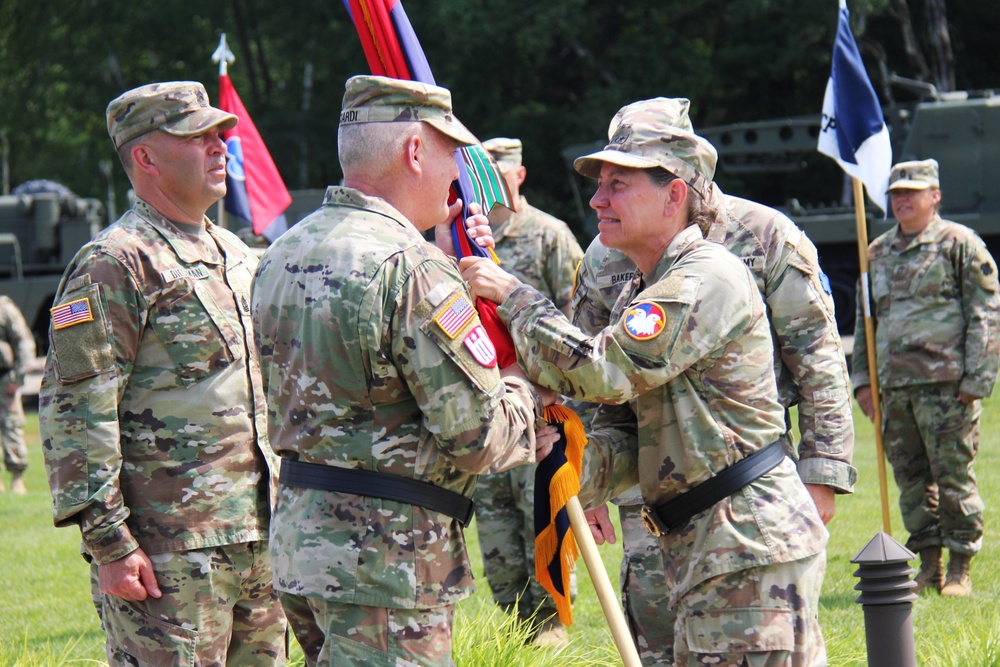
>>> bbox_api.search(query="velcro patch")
[463,324,498,368]
[434,294,476,339]
[623,302,666,341]
[51,298,94,330]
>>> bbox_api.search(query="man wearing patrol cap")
[571,96,854,664]
[472,136,582,646]
[462,99,828,665]
[252,75,557,666]
[39,81,287,664]
[854,158,1000,597]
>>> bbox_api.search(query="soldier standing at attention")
[38,82,287,665]
[854,158,1000,597]
[473,136,583,646]
[461,100,829,665]
[572,98,855,664]
[0,295,35,495]
[252,75,556,667]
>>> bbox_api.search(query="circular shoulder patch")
[623,302,666,341]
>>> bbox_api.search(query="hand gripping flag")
[817,0,892,213]
[217,73,292,241]
[344,0,584,625]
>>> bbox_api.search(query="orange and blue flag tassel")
[534,404,587,626]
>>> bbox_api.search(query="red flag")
[217,74,291,239]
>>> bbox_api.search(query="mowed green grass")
[2,401,999,666]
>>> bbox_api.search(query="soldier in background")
[854,158,1000,597]
[0,295,35,495]
[570,97,855,664]
[461,100,828,665]
[39,81,286,665]
[252,75,557,666]
[472,136,583,646]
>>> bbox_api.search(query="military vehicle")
[0,186,105,353]
[562,81,1000,334]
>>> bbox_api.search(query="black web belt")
[279,459,475,526]
[641,440,786,537]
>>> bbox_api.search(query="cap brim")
[426,117,478,147]
[574,149,660,179]
[161,108,239,138]
[886,179,935,193]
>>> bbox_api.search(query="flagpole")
[213,33,235,229]
[852,177,892,535]
[566,496,642,667]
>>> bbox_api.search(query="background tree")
[1,0,997,238]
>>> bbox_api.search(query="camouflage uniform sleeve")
[852,275,873,390]
[766,231,857,493]
[544,227,584,316]
[957,235,1000,397]
[0,298,35,385]
[401,259,542,474]
[39,251,145,564]
[576,402,640,508]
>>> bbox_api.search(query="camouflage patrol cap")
[107,81,237,150]
[607,97,693,138]
[339,75,478,146]
[887,158,940,192]
[576,98,716,199]
[482,137,523,171]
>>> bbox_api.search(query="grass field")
[2,401,999,665]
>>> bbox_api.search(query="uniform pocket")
[685,607,795,656]
[103,597,198,667]
[150,283,238,385]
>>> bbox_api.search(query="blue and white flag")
[817,0,892,213]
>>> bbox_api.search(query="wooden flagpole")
[566,496,642,667]
[852,177,893,534]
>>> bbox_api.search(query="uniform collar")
[640,224,705,287]
[132,198,245,266]
[892,213,943,249]
[322,185,418,234]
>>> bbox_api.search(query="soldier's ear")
[130,143,159,177]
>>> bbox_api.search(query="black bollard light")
[851,532,918,667]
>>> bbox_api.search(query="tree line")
[1,0,997,237]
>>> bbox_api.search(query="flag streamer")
[534,404,586,626]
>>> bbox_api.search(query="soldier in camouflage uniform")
[571,99,855,663]
[854,158,1000,597]
[462,100,828,666]
[38,82,286,666]
[472,137,583,645]
[0,295,35,495]
[252,75,555,667]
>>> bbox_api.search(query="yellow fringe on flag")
[535,404,587,626]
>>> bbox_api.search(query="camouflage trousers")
[280,592,455,667]
[0,391,27,472]
[618,504,671,665]
[91,541,287,666]
[882,382,985,555]
[474,464,575,620]
[618,505,826,666]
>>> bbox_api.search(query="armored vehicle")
[563,84,1000,334]
[0,186,105,352]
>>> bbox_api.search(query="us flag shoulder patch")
[434,294,476,339]
[51,298,94,330]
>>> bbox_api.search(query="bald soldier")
[571,98,855,663]
[854,159,1000,597]
[462,99,828,665]
[252,75,556,666]
[39,82,286,665]
[472,136,583,645]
